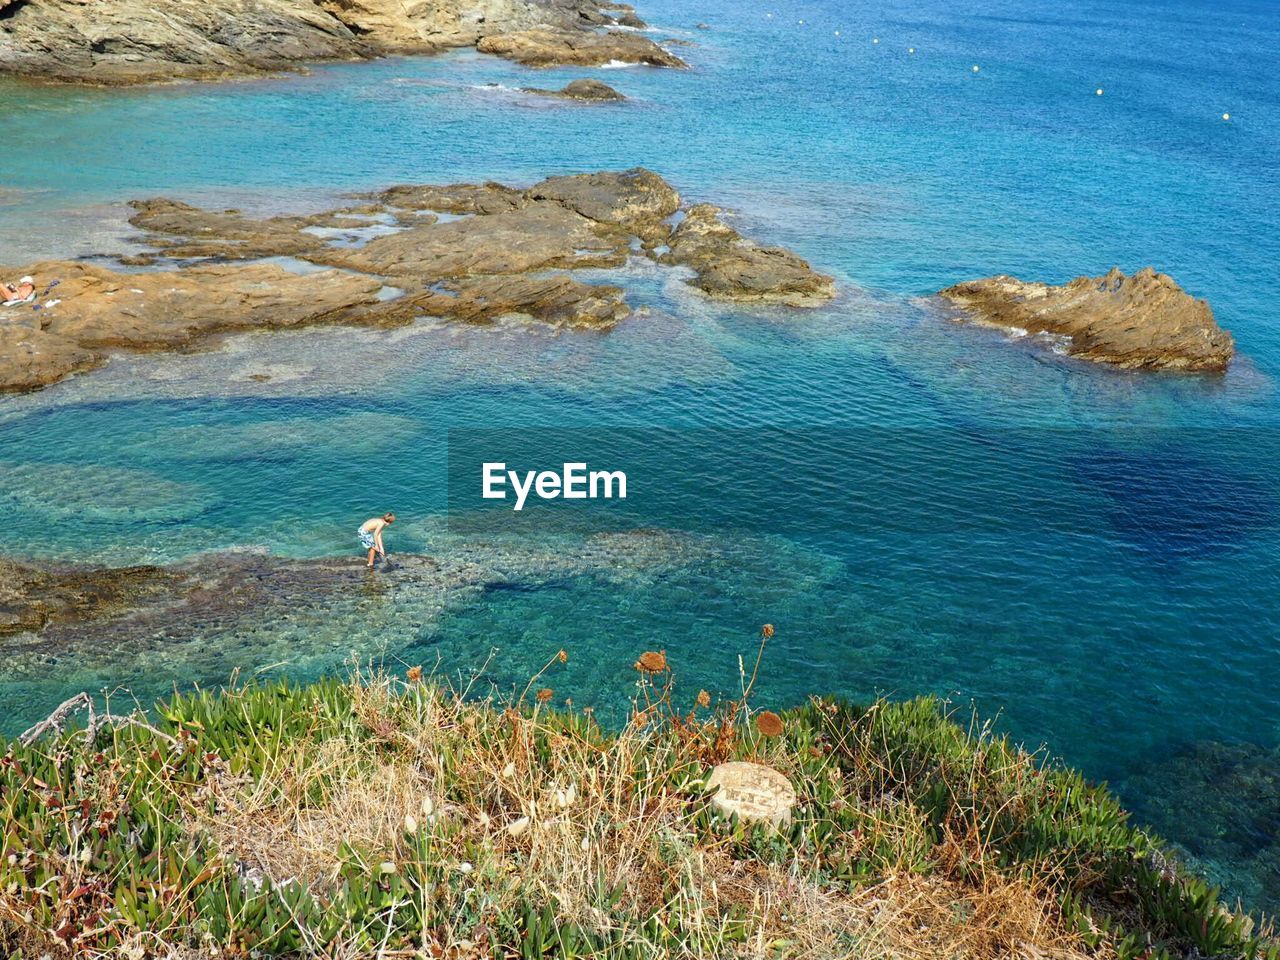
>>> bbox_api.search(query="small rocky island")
[0,0,679,84]
[0,169,834,393]
[939,267,1234,372]
[522,78,626,101]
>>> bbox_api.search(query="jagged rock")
[476,28,685,67]
[526,168,680,227]
[127,199,330,260]
[662,204,836,306]
[1,170,833,392]
[329,204,624,278]
[706,761,797,828]
[414,274,630,328]
[369,182,527,215]
[522,78,626,101]
[0,0,637,85]
[0,261,383,392]
[939,267,1234,371]
[0,530,723,669]
[615,11,647,27]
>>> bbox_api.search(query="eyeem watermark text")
[482,462,627,511]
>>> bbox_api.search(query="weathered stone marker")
[705,761,797,829]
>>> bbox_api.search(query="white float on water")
[834,30,840,36]
[872,37,880,43]
[1223,112,1231,121]
[908,47,916,54]
[1096,88,1104,96]
[972,65,980,72]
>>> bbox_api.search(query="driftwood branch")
[18,692,179,749]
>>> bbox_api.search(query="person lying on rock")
[359,512,396,569]
[1,276,36,305]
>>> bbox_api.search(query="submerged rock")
[0,0,650,85]
[0,529,723,668]
[521,78,627,101]
[1123,740,1280,913]
[0,559,181,637]
[662,204,836,306]
[476,28,685,68]
[938,267,1234,372]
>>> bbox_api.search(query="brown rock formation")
[1,169,835,392]
[476,28,685,67]
[662,204,836,306]
[414,274,630,328]
[0,0,664,84]
[938,267,1234,372]
[522,78,627,101]
[0,261,384,392]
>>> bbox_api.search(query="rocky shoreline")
[0,168,835,393]
[0,0,681,85]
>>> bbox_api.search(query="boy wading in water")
[359,513,395,568]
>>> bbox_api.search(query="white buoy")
[798,19,804,24]
[1096,88,1104,96]
[908,47,916,54]
[766,12,773,17]
[872,37,880,44]
[834,30,840,36]
[972,64,980,72]
[1222,112,1231,120]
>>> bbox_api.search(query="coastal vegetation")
[2,637,1274,959]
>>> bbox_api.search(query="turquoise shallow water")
[3,0,1280,912]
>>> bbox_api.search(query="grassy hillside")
[1,638,1274,959]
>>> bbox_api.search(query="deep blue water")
[2,0,1279,912]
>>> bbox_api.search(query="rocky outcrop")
[476,28,685,67]
[0,0,663,84]
[526,167,680,228]
[939,267,1234,372]
[662,204,836,306]
[0,261,384,392]
[414,274,630,328]
[522,78,626,101]
[2,169,834,392]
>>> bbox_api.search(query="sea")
[1,0,1277,913]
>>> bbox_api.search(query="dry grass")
[178,670,1109,960]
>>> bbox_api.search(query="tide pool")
[2,0,1279,913]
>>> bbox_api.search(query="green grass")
[1,653,1275,959]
